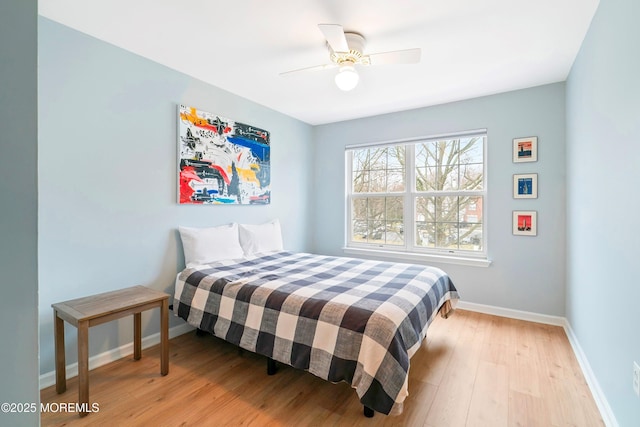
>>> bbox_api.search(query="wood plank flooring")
[40,309,604,426]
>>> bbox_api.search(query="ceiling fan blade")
[367,48,422,66]
[279,62,337,76]
[318,24,349,53]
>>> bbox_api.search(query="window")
[346,131,487,261]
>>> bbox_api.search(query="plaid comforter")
[173,251,458,415]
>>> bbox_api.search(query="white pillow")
[178,223,244,267]
[238,219,284,256]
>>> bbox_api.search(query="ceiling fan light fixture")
[334,65,359,91]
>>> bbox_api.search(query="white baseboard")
[458,301,618,427]
[39,322,194,390]
[562,321,619,427]
[456,301,566,325]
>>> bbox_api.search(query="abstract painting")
[178,105,270,205]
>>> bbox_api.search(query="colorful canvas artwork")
[178,105,270,205]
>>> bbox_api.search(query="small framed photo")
[513,173,538,198]
[513,211,537,236]
[513,136,538,163]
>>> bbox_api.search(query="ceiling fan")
[281,24,421,91]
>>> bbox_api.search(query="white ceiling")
[39,0,599,125]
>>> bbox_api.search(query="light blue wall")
[0,1,40,426]
[566,0,640,425]
[312,84,567,316]
[38,18,313,375]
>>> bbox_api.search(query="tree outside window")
[348,133,486,256]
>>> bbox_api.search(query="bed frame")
[194,326,376,417]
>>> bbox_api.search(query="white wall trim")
[458,301,618,427]
[562,321,619,427]
[343,247,492,268]
[39,323,194,390]
[456,301,566,325]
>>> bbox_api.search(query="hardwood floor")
[40,309,604,426]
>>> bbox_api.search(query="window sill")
[342,247,492,268]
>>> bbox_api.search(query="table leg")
[160,299,169,375]
[133,312,142,360]
[53,310,66,394]
[77,320,89,417]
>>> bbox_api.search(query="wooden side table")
[52,285,169,416]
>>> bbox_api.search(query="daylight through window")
[347,131,487,259]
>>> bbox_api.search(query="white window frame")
[344,130,490,267]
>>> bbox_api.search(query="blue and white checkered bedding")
[173,251,458,415]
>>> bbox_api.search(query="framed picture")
[513,211,537,236]
[177,105,271,205]
[513,173,538,198]
[513,136,538,163]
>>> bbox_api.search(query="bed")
[173,250,459,416]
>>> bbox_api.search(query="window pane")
[352,198,367,220]
[367,197,385,220]
[352,149,369,172]
[387,146,405,169]
[387,169,405,192]
[386,146,405,191]
[416,138,484,193]
[460,223,483,250]
[460,196,483,224]
[352,220,367,242]
[386,197,404,220]
[352,146,406,193]
[415,196,435,222]
[460,137,483,164]
[367,220,385,244]
[385,221,404,245]
[436,223,459,249]
[350,196,406,246]
[415,195,483,251]
[436,141,457,166]
[369,169,386,192]
[442,165,459,191]
[460,196,483,250]
[416,166,437,191]
[435,196,459,223]
[416,143,437,190]
[459,137,483,190]
[416,222,435,248]
[460,163,483,190]
[436,141,458,191]
[416,142,436,167]
[353,170,369,193]
[369,147,387,170]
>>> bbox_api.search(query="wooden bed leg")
[195,328,207,337]
[363,406,374,418]
[267,357,278,375]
